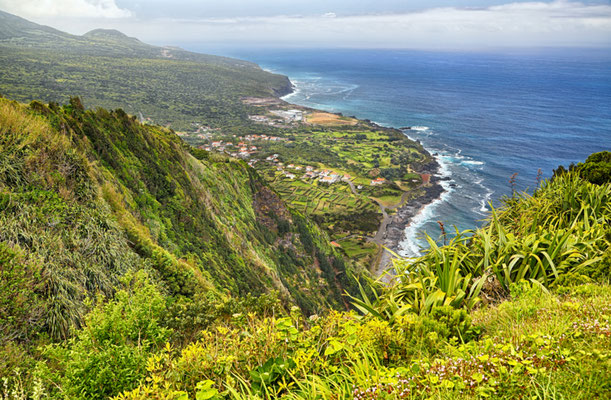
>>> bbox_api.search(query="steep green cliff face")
[0,97,355,341]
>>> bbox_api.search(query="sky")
[1,0,610,49]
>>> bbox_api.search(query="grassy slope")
[106,165,608,399]
[0,96,358,346]
[0,106,608,400]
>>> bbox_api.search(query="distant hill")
[82,28,138,40]
[0,9,75,43]
[0,10,292,129]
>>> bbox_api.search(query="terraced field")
[272,176,374,217]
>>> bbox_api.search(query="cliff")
[0,97,358,343]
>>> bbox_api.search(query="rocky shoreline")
[374,160,446,278]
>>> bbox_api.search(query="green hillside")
[113,154,609,400]
[0,96,362,350]
[0,10,441,272]
[1,96,608,398]
[0,10,292,130]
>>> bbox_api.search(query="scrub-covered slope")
[0,10,292,130]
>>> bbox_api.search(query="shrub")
[38,271,170,400]
[0,243,42,344]
[578,151,611,185]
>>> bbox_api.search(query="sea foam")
[399,149,455,258]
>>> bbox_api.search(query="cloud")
[142,1,611,48]
[0,0,131,19]
[3,1,610,48]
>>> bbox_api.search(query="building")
[420,173,431,185]
[320,175,339,184]
[248,115,269,123]
[371,177,386,186]
[270,109,303,122]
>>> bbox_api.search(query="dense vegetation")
[0,11,291,130]
[0,10,608,399]
[0,95,367,397]
[1,101,608,398]
[554,150,611,186]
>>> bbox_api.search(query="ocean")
[199,47,611,257]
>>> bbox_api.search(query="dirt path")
[346,180,359,196]
[368,190,415,279]
[371,199,389,244]
[347,179,435,280]
[346,178,397,278]
[370,191,412,244]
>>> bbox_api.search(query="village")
[198,134,286,158]
[199,138,391,187]
[199,135,394,189]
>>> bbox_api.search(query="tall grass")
[353,172,609,322]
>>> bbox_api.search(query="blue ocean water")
[207,48,611,256]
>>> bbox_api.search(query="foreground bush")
[355,170,610,326]
[34,271,170,400]
[109,282,609,399]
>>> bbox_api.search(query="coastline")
[374,171,445,278]
[279,80,446,277]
